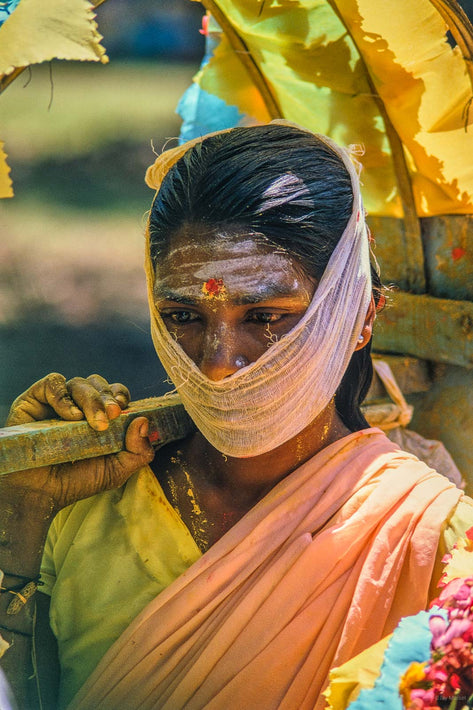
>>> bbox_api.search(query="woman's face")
[153,224,316,381]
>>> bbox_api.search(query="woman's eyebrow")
[234,285,305,305]
[154,289,197,305]
[155,285,304,306]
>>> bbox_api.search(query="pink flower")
[410,688,436,704]
[430,618,472,649]
[429,615,447,644]
[401,529,473,708]
[462,626,473,643]
[452,582,473,609]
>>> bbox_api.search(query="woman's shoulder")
[362,427,467,490]
[46,464,155,541]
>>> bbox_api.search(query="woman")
[0,122,471,710]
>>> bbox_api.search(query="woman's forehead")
[153,228,313,300]
[157,226,285,271]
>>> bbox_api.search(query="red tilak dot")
[202,278,225,297]
[199,14,209,35]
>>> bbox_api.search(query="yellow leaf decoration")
[0,0,108,198]
[323,635,391,709]
[0,0,107,78]
[196,0,473,217]
[441,527,473,584]
[0,141,13,198]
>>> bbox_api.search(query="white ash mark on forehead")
[165,243,202,259]
[193,252,294,280]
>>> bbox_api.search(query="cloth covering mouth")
[144,121,372,457]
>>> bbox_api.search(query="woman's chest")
[152,446,249,553]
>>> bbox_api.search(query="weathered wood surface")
[367,215,473,367]
[368,215,473,298]
[0,394,194,476]
[366,354,430,401]
[374,291,473,368]
[421,216,473,302]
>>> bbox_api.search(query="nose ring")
[235,355,249,369]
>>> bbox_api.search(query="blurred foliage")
[1,61,185,158]
[96,0,205,61]
[0,56,198,417]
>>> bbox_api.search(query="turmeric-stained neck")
[152,398,351,552]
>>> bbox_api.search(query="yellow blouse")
[40,466,201,709]
[41,466,472,710]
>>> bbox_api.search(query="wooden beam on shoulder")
[0,394,194,476]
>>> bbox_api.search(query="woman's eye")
[248,312,282,324]
[165,311,199,324]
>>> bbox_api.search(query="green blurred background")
[0,0,205,420]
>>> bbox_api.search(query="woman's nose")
[198,328,248,381]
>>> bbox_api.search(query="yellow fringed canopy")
[194,0,473,219]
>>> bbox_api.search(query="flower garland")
[341,527,473,710]
[400,529,473,710]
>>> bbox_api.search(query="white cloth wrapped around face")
[145,127,372,458]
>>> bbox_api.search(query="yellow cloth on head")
[40,466,201,710]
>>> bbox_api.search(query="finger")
[85,374,123,420]
[6,394,55,426]
[66,377,112,431]
[109,383,131,409]
[6,374,84,426]
[124,417,155,456]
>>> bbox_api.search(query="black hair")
[148,123,383,432]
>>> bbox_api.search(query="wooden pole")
[0,394,194,476]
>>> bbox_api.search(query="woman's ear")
[354,295,376,351]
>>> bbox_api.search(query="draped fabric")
[68,429,463,710]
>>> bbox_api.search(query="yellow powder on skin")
[167,454,211,551]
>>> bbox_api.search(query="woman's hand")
[3,373,155,511]
[1,373,154,707]
[6,372,130,430]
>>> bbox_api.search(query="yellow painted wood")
[0,394,194,476]
[374,291,473,367]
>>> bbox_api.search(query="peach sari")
[68,429,463,710]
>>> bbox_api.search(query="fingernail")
[93,412,109,430]
[105,401,121,418]
[70,406,82,415]
[140,421,149,438]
